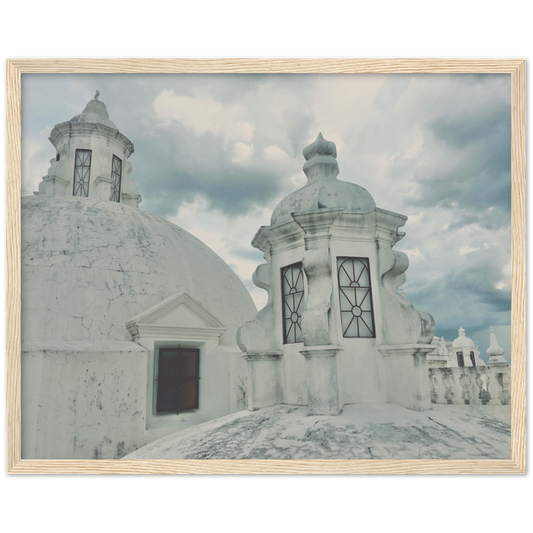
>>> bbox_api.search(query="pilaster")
[294,209,343,415]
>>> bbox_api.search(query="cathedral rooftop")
[68,91,118,130]
[125,403,511,460]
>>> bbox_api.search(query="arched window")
[337,257,375,338]
[281,262,304,344]
[110,155,122,202]
[73,149,92,197]
[457,351,465,367]
[469,351,476,367]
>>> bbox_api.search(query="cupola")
[238,133,435,416]
[451,327,484,367]
[34,91,142,208]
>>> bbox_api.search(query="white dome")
[21,196,256,345]
[69,98,118,130]
[270,133,376,226]
[271,179,376,226]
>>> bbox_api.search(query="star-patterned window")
[281,262,304,344]
[337,257,376,338]
[110,155,122,202]
[72,149,92,197]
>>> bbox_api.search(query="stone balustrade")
[428,366,511,406]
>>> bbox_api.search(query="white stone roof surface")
[124,403,511,460]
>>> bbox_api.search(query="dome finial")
[303,132,338,161]
[94,90,100,101]
[301,132,339,183]
[458,326,465,336]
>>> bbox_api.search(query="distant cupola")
[34,91,142,208]
[451,327,485,368]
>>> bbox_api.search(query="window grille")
[281,262,304,344]
[110,155,122,202]
[73,149,92,197]
[337,257,376,338]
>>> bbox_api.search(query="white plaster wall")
[228,349,249,412]
[21,341,148,459]
[383,352,430,409]
[336,343,385,404]
[280,344,308,405]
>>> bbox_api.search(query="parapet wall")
[429,366,511,406]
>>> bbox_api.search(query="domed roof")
[452,326,475,348]
[21,196,256,345]
[69,92,118,130]
[271,133,376,226]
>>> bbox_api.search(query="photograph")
[18,70,514,463]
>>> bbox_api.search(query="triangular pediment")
[125,292,226,340]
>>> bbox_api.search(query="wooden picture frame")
[6,58,526,474]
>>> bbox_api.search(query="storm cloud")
[21,73,512,360]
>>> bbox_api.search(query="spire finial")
[303,132,337,161]
[486,326,506,366]
[94,90,100,101]
[301,132,339,182]
[458,326,465,336]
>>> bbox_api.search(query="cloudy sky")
[21,73,512,361]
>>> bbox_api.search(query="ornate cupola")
[237,133,436,415]
[451,327,485,368]
[486,326,508,366]
[34,91,142,208]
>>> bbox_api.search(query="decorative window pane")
[457,351,465,367]
[469,351,476,367]
[110,155,122,202]
[337,257,376,338]
[281,262,304,344]
[156,348,200,413]
[72,149,92,197]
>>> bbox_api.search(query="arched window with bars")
[110,155,122,202]
[281,262,304,344]
[337,257,376,338]
[72,149,92,197]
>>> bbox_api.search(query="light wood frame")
[6,58,526,474]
